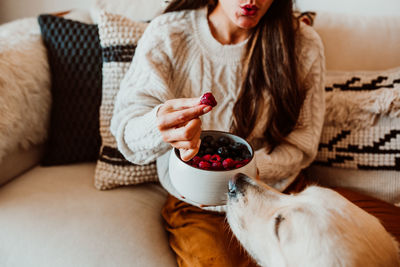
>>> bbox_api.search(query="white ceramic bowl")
[169,130,257,206]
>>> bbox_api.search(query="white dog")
[226,173,400,267]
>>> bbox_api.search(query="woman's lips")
[240,4,258,16]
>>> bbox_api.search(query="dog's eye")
[274,214,285,241]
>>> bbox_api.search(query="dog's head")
[226,173,400,267]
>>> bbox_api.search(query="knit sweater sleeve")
[110,18,175,164]
[255,25,326,191]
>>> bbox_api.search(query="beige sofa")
[0,1,399,266]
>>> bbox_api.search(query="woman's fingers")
[157,104,211,130]
[161,118,202,143]
[163,97,201,110]
[175,128,202,161]
[156,96,214,158]
[179,148,199,162]
[157,97,201,118]
[171,139,201,150]
[170,129,202,150]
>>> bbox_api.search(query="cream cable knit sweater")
[111,7,325,208]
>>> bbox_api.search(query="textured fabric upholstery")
[0,163,176,267]
[0,145,43,186]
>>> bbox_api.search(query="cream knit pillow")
[95,11,158,190]
[317,67,400,168]
[307,66,400,204]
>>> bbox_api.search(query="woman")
[111,0,325,265]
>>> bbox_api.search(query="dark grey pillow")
[38,15,102,165]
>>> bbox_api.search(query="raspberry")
[200,92,217,107]
[209,154,221,163]
[223,158,236,169]
[192,156,202,165]
[211,161,223,170]
[199,161,211,170]
[202,154,212,162]
[182,134,252,171]
[241,159,250,164]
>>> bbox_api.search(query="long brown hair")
[164,0,305,150]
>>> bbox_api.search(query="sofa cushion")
[94,11,158,190]
[0,145,43,186]
[38,15,102,166]
[0,164,176,267]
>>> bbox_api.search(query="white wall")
[0,0,94,24]
[295,0,400,16]
[1,0,399,25]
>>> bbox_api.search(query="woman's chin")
[236,17,260,30]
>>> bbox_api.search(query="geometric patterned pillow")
[94,11,158,190]
[314,66,400,170]
[38,15,102,166]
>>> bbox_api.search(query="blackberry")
[202,135,214,145]
[217,136,231,147]
[217,146,230,158]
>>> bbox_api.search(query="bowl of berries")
[169,130,257,206]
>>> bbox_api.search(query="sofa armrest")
[0,17,51,165]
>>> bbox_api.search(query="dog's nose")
[228,179,237,198]
[228,173,248,198]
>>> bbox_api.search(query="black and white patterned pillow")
[38,15,102,165]
[94,11,158,190]
[315,67,400,170]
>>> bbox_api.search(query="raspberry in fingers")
[200,92,217,107]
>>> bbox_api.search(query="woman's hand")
[156,97,212,161]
